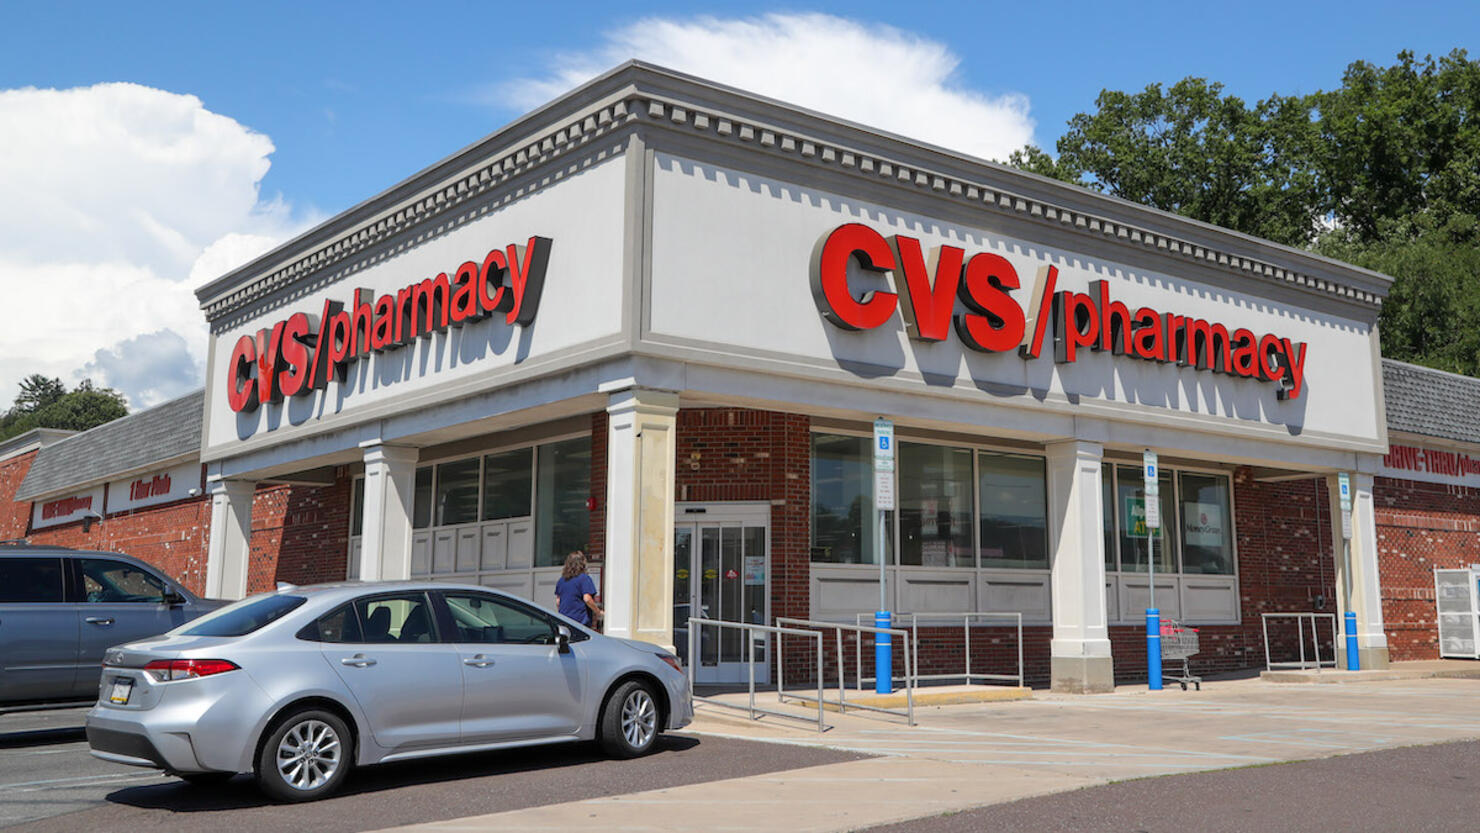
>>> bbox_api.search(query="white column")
[204,478,255,600]
[1045,440,1114,693]
[603,388,679,649]
[1329,471,1390,669]
[359,443,419,582]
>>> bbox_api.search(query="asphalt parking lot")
[0,707,862,833]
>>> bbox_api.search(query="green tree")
[0,378,128,441]
[10,375,66,416]
[1009,49,1480,375]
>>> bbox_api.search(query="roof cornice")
[198,61,1392,325]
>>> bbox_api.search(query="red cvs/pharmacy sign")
[226,236,551,413]
[811,224,1308,399]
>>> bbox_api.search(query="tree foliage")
[1009,49,1480,375]
[0,377,128,442]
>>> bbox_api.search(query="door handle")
[463,654,495,668]
[84,617,115,626]
[340,654,377,668]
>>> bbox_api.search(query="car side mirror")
[162,587,186,607]
[556,625,572,654]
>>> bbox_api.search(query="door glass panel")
[699,526,720,667]
[355,594,435,644]
[673,526,692,662]
[742,525,766,664]
[444,593,556,644]
[0,558,63,602]
[78,559,164,603]
[721,526,742,663]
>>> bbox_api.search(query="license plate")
[108,677,132,705]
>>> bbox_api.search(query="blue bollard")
[875,610,893,694]
[1344,611,1360,671]
[1147,608,1163,691]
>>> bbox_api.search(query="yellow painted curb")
[831,686,1031,710]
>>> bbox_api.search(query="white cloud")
[0,83,313,411]
[496,13,1035,163]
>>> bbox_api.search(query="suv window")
[178,595,307,637]
[354,593,435,644]
[443,592,562,645]
[0,558,64,603]
[77,558,165,604]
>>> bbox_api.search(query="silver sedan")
[84,582,692,801]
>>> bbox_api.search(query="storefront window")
[351,477,364,537]
[483,447,533,520]
[898,444,974,567]
[535,437,590,567]
[1115,465,1174,573]
[435,458,480,526]
[811,434,878,564]
[978,452,1049,569]
[1179,473,1234,574]
[412,466,433,529]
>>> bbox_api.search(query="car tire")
[599,679,661,758]
[254,708,353,802]
[179,771,234,787]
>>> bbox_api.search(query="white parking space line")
[0,771,166,792]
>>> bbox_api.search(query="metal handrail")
[686,617,827,732]
[856,612,1024,690]
[1261,612,1338,671]
[776,617,915,726]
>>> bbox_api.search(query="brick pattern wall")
[1,452,354,599]
[1374,475,1480,660]
[0,450,37,539]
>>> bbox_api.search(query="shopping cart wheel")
[1179,682,1187,691]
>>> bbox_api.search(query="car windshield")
[175,595,307,637]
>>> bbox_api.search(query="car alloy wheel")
[277,718,342,791]
[600,679,660,758]
[255,708,353,802]
[621,688,657,750]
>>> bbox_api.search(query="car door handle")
[84,617,115,626]
[340,654,376,668]
[463,654,495,668]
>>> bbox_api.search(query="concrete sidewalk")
[373,673,1480,833]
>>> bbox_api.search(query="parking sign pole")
[873,418,894,695]
[1144,450,1163,691]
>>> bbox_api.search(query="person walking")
[555,550,602,628]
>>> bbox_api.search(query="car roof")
[0,545,149,563]
[256,580,532,604]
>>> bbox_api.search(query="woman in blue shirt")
[554,551,602,627]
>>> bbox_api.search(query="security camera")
[188,487,202,497]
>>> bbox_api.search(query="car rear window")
[177,595,307,637]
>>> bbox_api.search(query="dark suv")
[0,545,226,710]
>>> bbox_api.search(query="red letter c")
[810,223,898,331]
[226,334,259,413]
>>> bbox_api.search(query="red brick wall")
[0,454,353,598]
[24,497,214,595]
[0,450,37,539]
[1374,475,1480,661]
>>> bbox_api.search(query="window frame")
[349,590,441,645]
[73,557,167,605]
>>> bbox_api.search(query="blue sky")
[0,1,1475,409]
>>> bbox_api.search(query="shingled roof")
[15,389,204,501]
[1382,359,1480,446]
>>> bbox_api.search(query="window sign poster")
[1183,503,1224,547]
[743,555,765,585]
[1125,496,1148,536]
[921,499,938,537]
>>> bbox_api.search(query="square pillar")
[1329,471,1390,670]
[204,478,255,600]
[603,388,679,649]
[360,443,419,583]
[1046,440,1114,693]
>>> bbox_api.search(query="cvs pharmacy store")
[193,63,1393,692]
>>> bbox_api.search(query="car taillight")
[143,659,239,682]
[657,653,683,673]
